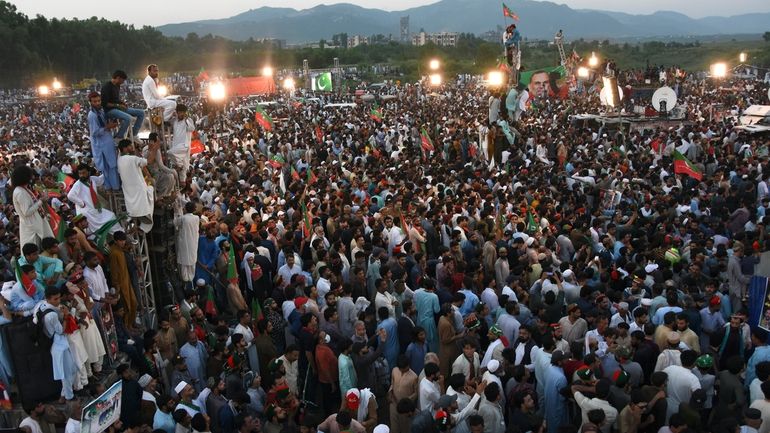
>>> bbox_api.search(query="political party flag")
[94,216,125,254]
[370,106,383,122]
[673,150,703,181]
[526,211,539,233]
[251,298,264,335]
[301,200,312,238]
[204,285,218,316]
[46,203,66,241]
[291,167,300,181]
[57,172,75,192]
[254,105,274,131]
[14,258,36,297]
[307,168,318,185]
[315,124,324,144]
[502,3,519,20]
[420,128,435,152]
[190,139,205,155]
[227,243,238,284]
[268,154,285,169]
[196,67,210,82]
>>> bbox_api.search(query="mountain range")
[156,0,770,43]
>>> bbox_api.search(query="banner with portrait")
[519,65,568,99]
[81,380,122,433]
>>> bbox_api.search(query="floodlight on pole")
[429,74,442,86]
[739,52,747,63]
[711,63,727,78]
[283,77,295,90]
[52,78,62,90]
[577,67,589,78]
[588,52,599,67]
[158,85,168,97]
[429,59,440,71]
[487,71,505,87]
[38,85,50,96]
[209,82,226,101]
[262,66,274,77]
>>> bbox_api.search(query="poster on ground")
[81,380,122,433]
[519,65,568,99]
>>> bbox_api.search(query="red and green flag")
[301,200,312,238]
[420,127,435,152]
[46,203,66,241]
[370,104,383,122]
[673,150,703,181]
[254,105,274,131]
[196,67,210,82]
[307,168,318,185]
[14,258,36,297]
[251,298,264,335]
[268,154,285,169]
[291,167,300,181]
[204,286,218,316]
[227,243,238,284]
[57,172,75,192]
[502,3,519,20]
[315,124,324,144]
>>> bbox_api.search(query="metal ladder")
[106,190,156,330]
[555,31,566,66]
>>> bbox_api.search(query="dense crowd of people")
[2,59,770,433]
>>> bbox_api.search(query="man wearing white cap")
[610,302,631,328]
[175,381,201,416]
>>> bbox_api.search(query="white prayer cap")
[487,359,500,373]
[373,426,390,433]
[174,381,189,395]
[138,374,152,388]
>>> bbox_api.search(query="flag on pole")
[279,169,287,194]
[94,216,126,254]
[526,211,539,233]
[46,204,66,241]
[307,168,318,185]
[301,200,312,238]
[502,3,519,20]
[420,127,435,152]
[254,105,274,131]
[14,258,36,297]
[204,285,218,316]
[196,67,210,82]
[226,243,238,285]
[370,106,383,122]
[673,150,703,181]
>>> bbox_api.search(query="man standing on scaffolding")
[142,64,177,123]
[505,24,521,67]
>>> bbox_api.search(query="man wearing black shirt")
[102,70,145,141]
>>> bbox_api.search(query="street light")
[158,84,168,97]
[588,52,599,67]
[739,52,747,63]
[283,77,295,90]
[711,63,727,78]
[38,85,50,96]
[262,66,274,77]
[429,59,440,71]
[429,74,442,86]
[577,67,589,78]
[52,78,62,90]
[487,71,505,87]
[208,82,226,101]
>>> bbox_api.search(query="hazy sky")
[13,0,770,27]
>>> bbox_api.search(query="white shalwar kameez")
[67,176,120,234]
[118,154,155,232]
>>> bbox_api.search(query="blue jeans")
[106,107,145,139]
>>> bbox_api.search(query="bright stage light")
[487,71,505,87]
[429,74,442,86]
[158,85,168,97]
[52,78,62,90]
[38,85,50,96]
[577,67,589,78]
[283,77,295,90]
[262,66,274,77]
[429,59,440,71]
[739,52,747,63]
[588,52,599,67]
[209,82,226,101]
[711,63,727,78]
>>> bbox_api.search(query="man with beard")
[67,163,121,235]
[263,404,290,433]
[86,91,121,190]
[196,223,220,287]
[171,355,196,399]
[176,201,200,287]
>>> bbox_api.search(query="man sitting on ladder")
[142,64,177,124]
[102,70,145,143]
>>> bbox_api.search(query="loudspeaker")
[1,318,60,407]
